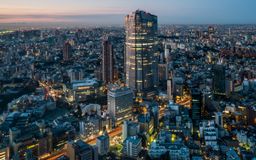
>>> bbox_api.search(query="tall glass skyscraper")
[213,64,226,97]
[125,10,158,97]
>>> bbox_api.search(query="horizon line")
[0,14,256,26]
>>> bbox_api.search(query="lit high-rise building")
[107,84,133,126]
[102,37,114,84]
[125,10,158,97]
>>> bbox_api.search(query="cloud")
[0,14,125,24]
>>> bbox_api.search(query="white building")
[123,136,142,158]
[80,104,101,116]
[167,79,173,100]
[215,112,223,127]
[107,84,133,126]
[200,120,218,150]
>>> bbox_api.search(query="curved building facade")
[125,10,158,97]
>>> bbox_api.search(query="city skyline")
[0,3,256,159]
[1,0,256,24]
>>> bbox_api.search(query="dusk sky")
[1,0,256,24]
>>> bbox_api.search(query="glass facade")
[108,85,133,125]
[213,64,226,96]
[125,10,158,96]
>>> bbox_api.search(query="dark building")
[213,64,226,97]
[158,63,168,82]
[191,89,202,133]
[63,41,72,61]
[102,37,114,84]
[66,140,95,160]
[50,125,76,151]
[151,104,159,132]
[9,124,50,160]
[247,106,256,125]
[208,26,215,34]
[125,10,158,97]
